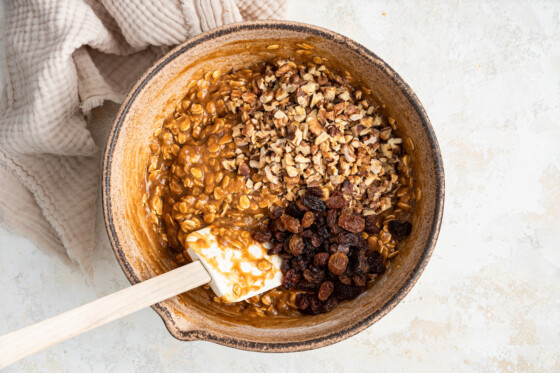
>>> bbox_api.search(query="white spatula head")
[185,225,282,303]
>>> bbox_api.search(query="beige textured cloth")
[0,0,286,276]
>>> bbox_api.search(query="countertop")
[1,1,559,371]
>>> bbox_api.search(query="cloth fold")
[0,0,286,276]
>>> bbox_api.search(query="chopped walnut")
[158,56,405,232]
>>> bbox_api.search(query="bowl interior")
[104,22,443,351]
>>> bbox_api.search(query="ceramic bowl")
[102,20,444,352]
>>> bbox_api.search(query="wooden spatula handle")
[0,261,210,369]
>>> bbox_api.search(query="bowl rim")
[102,19,445,352]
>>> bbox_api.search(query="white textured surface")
[1,0,559,371]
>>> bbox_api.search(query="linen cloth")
[0,0,286,276]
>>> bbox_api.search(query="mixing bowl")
[102,20,444,352]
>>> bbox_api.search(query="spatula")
[0,226,282,369]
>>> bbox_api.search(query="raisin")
[328,252,349,275]
[298,280,317,291]
[282,269,301,289]
[368,251,386,274]
[301,229,313,238]
[253,231,272,243]
[281,214,302,234]
[309,296,323,315]
[326,209,341,233]
[296,293,310,310]
[356,239,368,252]
[326,192,346,209]
[267,242,283,255]
[338,214,365,233]
[353,274,367,287]
[326,208,337,222]
[301,211,315,228]
[273,230,287,242]
[296,199,309,212]
[288,234,305,256]
[335,282,362,301]
[317,280,334,301]
[273,218,286,232]
[286,201,305,219]
[338,274,352,285]
[270,205,283,219]
[280,252,293,260]
[301,193,326,212]
[321,296,338,313]
[292,258,308,272]
[364,215,380,234]
[283,238,292,253]
[306,186,324,198]
[303,244,315,260]
[336,231,359,246]
[310,233,323,248]
[315,213,326,224]
[313,252,330,267]
[303,268,325,283]
[388,220,412,240]
[280,260,291,274]
[341,179,354,195]
[317,224,329,238]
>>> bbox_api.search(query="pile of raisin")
[253,187,412,314]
